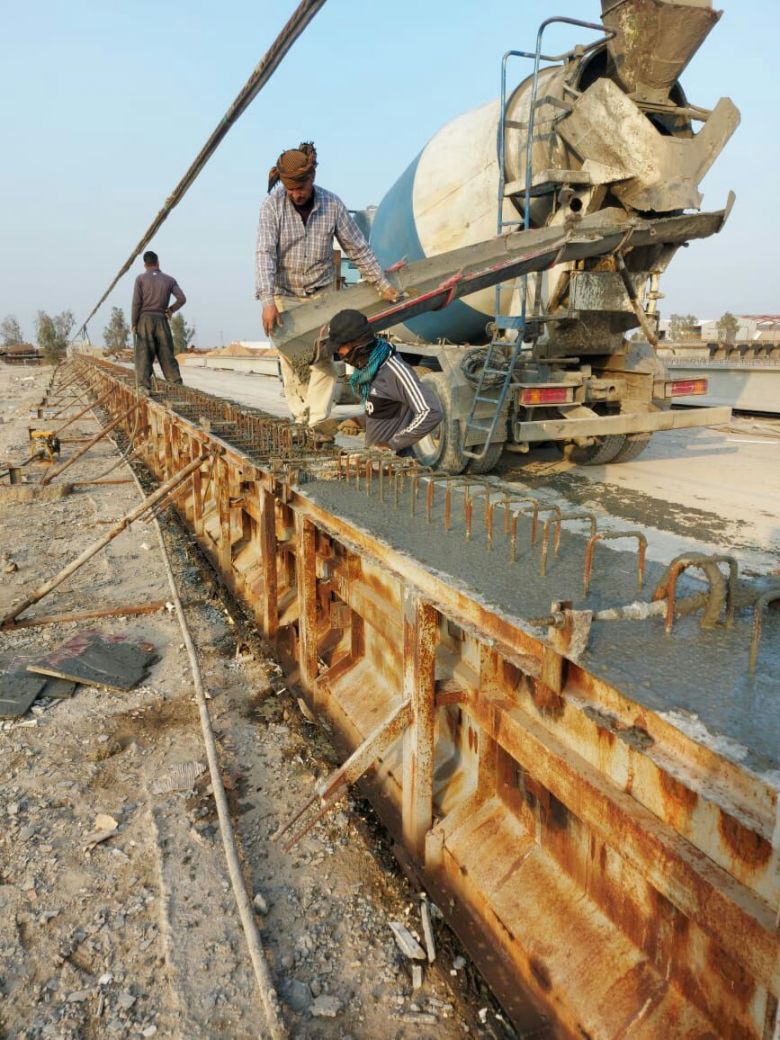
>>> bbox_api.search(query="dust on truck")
[275,0,739,473]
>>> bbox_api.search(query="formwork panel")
[70,360,780,1040]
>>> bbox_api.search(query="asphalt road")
[179,362,780,575]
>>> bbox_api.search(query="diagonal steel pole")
[2,452,212,626]
[40,402,141,485]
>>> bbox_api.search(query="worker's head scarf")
[268,142,317,192]
[349,339,392,403]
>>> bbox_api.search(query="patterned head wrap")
[267,141,318,193]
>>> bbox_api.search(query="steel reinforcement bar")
[65,358,779,1039]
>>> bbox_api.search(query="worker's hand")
[338,418,364,436]
[164,309,172,320]
[131,326,136,335]
[379,285,400,303]
[262,303,282,337]
[372,442,395,454]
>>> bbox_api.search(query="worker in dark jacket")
[321,309,442,455]
[131,251,186,392]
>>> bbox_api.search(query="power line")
[78,0,328,337]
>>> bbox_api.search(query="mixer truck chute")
[274,0,739,473]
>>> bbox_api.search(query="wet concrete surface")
[181,367,780,573]
[303,476,780,777]
[176,368,780,772]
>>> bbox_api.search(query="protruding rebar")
[541,511,598,576]
[652,553,738,634]
[584,531,647,596]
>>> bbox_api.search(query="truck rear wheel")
[565,434,626,465]
[412,372,506,474]
[467,440,505,474]
[610,433,652,463]
[412,372,468,474]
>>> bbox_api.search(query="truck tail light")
[518,385,574,406]
[666,378,708,397]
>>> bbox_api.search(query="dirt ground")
[0,364,518,1040]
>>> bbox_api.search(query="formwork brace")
[276,698,414,851]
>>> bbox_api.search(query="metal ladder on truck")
[461,16,610,463]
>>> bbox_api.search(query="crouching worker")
[322,309,442,456]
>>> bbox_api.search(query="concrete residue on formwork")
[302,477,780,775]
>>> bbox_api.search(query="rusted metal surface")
[2,600,168,631]
[653,552,738,634]
[65,357,780,1039]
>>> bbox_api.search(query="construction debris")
[26,630,158,692]
[420,898,436,964]
[389,922,427,961]
[0,659,77,718]
[0,661,48,718]
[83,813,120,851]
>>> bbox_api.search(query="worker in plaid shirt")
[255,142,398,428]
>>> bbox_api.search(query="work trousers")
[273,293,336,426]
[135,313,183,390]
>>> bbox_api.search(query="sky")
[1,0,778,347]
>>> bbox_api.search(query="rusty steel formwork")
[64,359,779,1039]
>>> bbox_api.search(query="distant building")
[658,316,780,343]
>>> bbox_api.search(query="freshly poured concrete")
[304,476,780,777]
[178,368,780,774]
[181,367,780,574]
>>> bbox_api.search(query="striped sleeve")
[385,357,443,450]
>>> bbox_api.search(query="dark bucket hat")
[320,309,374,356]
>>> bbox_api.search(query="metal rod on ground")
[133,470,287,1039]
[1,452,211,626]
[72,478,134,487]
[77,0,329,338]
[39,402,141,485]
[3,600,168,631]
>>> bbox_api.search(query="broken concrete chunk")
[310,994,342,1018]
[420,898,436,963]
[412,963,424,990]
[83,813,119,851]
[389,921,426,961]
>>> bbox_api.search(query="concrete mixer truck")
[276,0,739,473]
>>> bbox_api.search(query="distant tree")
[716,311,739,343]
[170,313,195,354]
[668,313,699,340]
[1,314,25,347]
[35,309,75,363]
[103,306,130,353]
